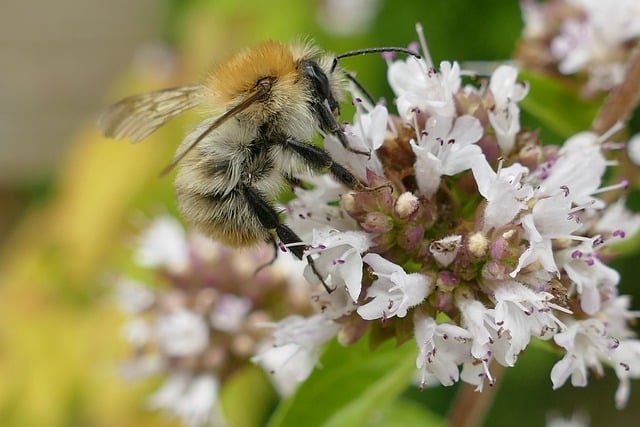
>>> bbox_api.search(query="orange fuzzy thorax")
[207,41,299,104]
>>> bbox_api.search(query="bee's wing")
[98,84,207,143]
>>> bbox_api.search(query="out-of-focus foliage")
[1,1,639,427]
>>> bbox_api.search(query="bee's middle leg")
[285,138,361,189]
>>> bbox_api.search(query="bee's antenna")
[330,47,421,73]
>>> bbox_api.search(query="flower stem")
[448,362,505,427]
[592,45,640,134]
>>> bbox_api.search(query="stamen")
[496,157,504,174]
[597,121,625,145]
[612,229,626,238]
[591,178,630,195]
[602,141,626,151]
[482,360,495,386]
[415,23,434,69]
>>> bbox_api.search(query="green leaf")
[267,336,416,427]
[519,71,601,139]
[370,398,447,427]
[220,365,278,427]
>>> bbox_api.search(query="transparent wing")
[98,84,206,143]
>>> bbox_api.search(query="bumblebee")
[99,40,417,262]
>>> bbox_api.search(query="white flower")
[595,198,640,239]
[388,59,461,120]
[120,353,164,380]
[175,374,221,427]
[488,65,529,154]
[459,358,495,392]
[325,104,388,183]
[252,314,339,396]
[550,318,614,390]
[316,0,381,37]
[311,285,359,320]
[609,339,640,409]
[115,278,155,314]
[472,158,532,231]
[456,291,497,361]
[546,412,590,427]
[154,308,209,357]
[601,295,637,339]
[411,115,483,196]
[149,373,222,427]
[549,0,640,90]
[148,372,191,415]
[122,317,151,348]
[520,0,548,39]
[286,174,360,239]
[627,133,640,165]
[511,193,581,277]
[304,230,371,301]
[356,253,432,320]
[493,281,565,366]
[269,314,339,348]
[534,132,607,207]
[557,242,619,314]
[429,235,462,267]
[414,313,473,388]
[210,294,252,332]
[136,215,190,273]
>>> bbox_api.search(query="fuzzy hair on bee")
[98,40,419,270]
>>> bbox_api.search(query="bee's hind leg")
[242,184,307,261]
[253,238,279,277]
[242,184,332,292]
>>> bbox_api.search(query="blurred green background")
[0,0,639,426]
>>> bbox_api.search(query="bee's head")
[300,59,342,117]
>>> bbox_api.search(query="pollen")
[467,232,490,258]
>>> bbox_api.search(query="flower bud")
[361,212,394,233]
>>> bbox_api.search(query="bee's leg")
[303,60,370,157]
[332,127,370,157]
[286,175,304,188]
[285,174,314,191]
[285,139,361,189]
[242,185,306,259]
[242,185,332,292]
[253,238,279,276]
[306,254,334,293]
[285,139,391,193]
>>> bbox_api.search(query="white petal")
[412,142,443,197]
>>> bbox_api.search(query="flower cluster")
[279,32,640,407]
[114,28,640,426]
[115,216,328,426]
[516,0,640,96]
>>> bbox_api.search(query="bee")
[99,40,418,267]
